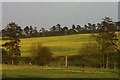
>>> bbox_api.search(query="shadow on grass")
[2,73,46,78]
[2,73,10,78]
[18,75,45,78]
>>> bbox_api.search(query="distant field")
[1,34,96,57]
[2,65,119,78]
[1,32,120,57]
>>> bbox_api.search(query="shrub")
[78,42,101,67]
[30,43,53,66]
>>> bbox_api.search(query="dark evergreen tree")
[2,22,21,65]
[62,26,68,35]
[24,26,29,37]
[29,26,34,37]
[76,25,82,33]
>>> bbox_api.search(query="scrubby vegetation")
[30,43,52,66]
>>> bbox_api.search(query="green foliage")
[79,42,100,56]
[1,48,7,57]
[2,22,21,65]
[1,48,11,64]
[24,26,29,37]
[96,17,118,68]
[78,42,100,67]
[30,43,53,66]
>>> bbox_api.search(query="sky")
[118,2,120,21]
[0,2,1,29]
[2,2,118,30]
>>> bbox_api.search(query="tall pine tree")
[2,22,21,65]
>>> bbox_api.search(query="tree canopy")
[2,22,21,65]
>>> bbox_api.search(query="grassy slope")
[1,32,120,57]
[1,34,96,57]
[2,65,119,78]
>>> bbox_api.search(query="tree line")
[1,19,120,39]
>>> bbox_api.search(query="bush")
[30,43,53,66]
[13,56,20,65]
[78,42,101,67]
[1,48,20,65]
[79,42,100,56]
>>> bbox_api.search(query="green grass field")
[2,65,119,78]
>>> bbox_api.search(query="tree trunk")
[99,52,102,68]
[12,59,13,65]
[114,62,116,69]
[106,53,109,68]
[65,56,67,67]
[11,53,14,65]
[103,54,105,68]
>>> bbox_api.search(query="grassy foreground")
[2,65,119,78]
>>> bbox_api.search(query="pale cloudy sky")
[2,2,118,30]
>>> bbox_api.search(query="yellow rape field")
[1,32,120,57]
